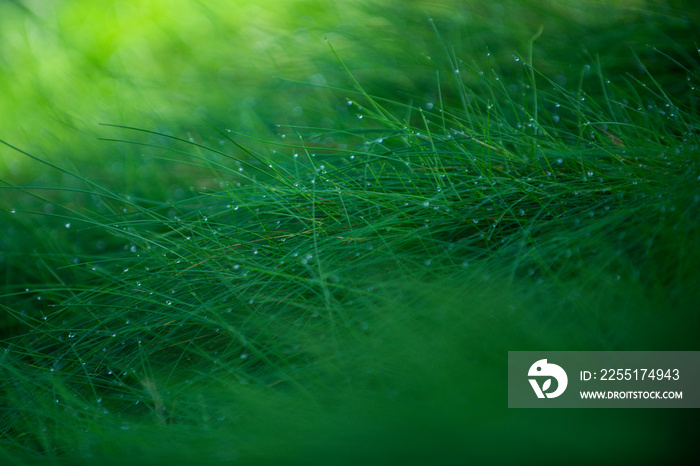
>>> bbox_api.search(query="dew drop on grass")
[240,352,249,359]
[166,300,172,306]
[65,223,71,228]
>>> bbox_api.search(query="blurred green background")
[1,0,697,179]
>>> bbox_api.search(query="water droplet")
[65,223,71,228]
[166,300,172,306]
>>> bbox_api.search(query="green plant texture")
[1,0,699,464]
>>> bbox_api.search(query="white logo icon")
[528,359,568,398]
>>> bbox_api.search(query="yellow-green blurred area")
[0,0,697,179]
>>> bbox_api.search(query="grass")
[1,2,700,464]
